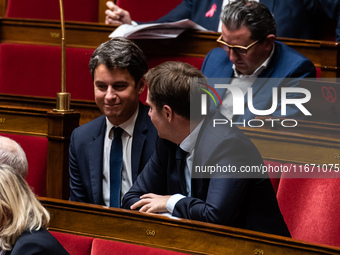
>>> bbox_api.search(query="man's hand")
[105,1,133,25]
[130,193,172,213]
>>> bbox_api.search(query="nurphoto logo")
[197,78,313,128]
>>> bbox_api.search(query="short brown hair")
[145,61,208,121]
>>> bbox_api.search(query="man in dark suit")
[105,0,339,40]
[122,61,291,237]
[201,0,316,123]
[69,38,157,207]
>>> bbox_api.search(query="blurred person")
[0,164,69,255]
[104,0,337,40]
[69,37,157,208]
[0,136,28,179]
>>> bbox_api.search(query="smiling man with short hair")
[69,38,157,208]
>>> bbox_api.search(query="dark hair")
[145,61,208,121]
[221,0,276,40]
[89,37,148,86]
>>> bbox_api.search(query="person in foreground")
[0,135,28,179]
[122,61,291,237]
[69,37,157,207]
[0,164,69,255]
[201,0,316,122]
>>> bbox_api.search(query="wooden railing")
[40,197,340,255]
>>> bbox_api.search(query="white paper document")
[109,19,208,39]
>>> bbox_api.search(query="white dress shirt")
[220,45,275,120]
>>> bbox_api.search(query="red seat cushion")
[0,133,48,196]
[50,231,93,255]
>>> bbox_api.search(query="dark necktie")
[176,146,188,195]
[110,127,124,208]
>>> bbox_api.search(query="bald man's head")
[0,136,28,178]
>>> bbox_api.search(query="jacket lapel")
[88,120,106,205]
[131,103,147,182]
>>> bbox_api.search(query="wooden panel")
[40,197,340,255]
[0,94,101,126]
[0,0,6,17]
[0,105,48,136]
[98,0,108,23]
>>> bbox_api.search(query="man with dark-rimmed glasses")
[201,0,316,123]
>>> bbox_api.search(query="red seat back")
[0,43,94,100]
[0,133,48,197]
[5,0,99,22]
[277,165,340,247]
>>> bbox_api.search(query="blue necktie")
[176,146,188,195]
[110,127,124,208]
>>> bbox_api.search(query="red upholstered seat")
[277,166,340,247]
[0,133,48,197]
[148,56,205,70]
[116,0,182,22]
[0,43,94,100]
[91,238,188,255]
[50,231,93,255]
[5,0,99,22]
[316,67,322,79]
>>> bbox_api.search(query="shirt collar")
[105,105,139,138]
[179,120,204,154]
[233,43,275,78]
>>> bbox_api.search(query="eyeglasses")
[216,35,259,56]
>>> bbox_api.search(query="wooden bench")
[40,197,340,254]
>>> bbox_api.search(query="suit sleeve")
[334,0,340,41]
[122,138,170,209]
[155,0,192,23]
[69,131,88,202]
[172,131,265,226]
[10,230,69,255]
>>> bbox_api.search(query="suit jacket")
[123,110,291,237]
[153,0,330,40]
[201,41,316,122]
[6,228,69,255]
[69,102,158,205]
[317,0,340,41]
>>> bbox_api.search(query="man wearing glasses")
[201,0,316,123]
